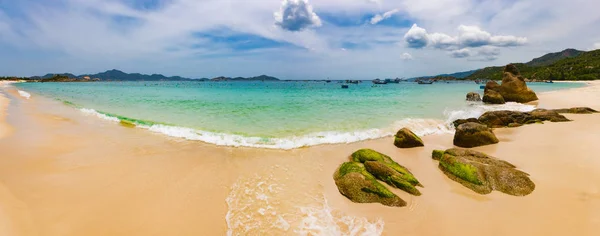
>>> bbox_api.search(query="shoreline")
[0,81,599,235]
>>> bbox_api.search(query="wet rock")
[452,118,480,128]
[393,128,424,148]
[478,110,570,128]
[466,92,481,101]
[431,148,535,196]
[552,107,598,114]
[351,149,422,187]
[453,122,499,148]
[498,64,538,103]
[482,89,505,104]
[334,162,406,207]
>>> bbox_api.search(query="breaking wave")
[17,90,31,99]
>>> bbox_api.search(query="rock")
[452,118,480,128]
[507,123,523,128]
[478,110,570,128]
[552,107,598,114]
[393,128,424,148]
[453,122,499,148]
[497,64,538,103]
[484,80,501,93]
[466,92,481,101]
[482,89,505,104]
[351,149,422,188]
[334,162,406,207]
[431,148,535,196]
[364,161,421,196]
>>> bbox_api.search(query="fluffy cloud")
[370,9,400,24]
[274,0,322,32]
[449,48,470,58]
[403,24,429,48]
[400,52,413,60]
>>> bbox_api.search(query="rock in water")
[431,148,535,196]
[552,107,598,114]
[466,92,482,101]
[334,162,406,207]
[351,149,422,190]
[393,128,424,148]
[498,64,538,103]
[482,89,505,104]
[453,122,499,148]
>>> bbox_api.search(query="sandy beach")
[1,81,599,235]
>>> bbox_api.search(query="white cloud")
[274,0,322,32]
[449,48,471,58]
[593,42,600,50]
[370,9,400,24]
[400,52,413,60]
[403,24,429,48]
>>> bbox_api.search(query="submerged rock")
[498,64,538,103]
[466,92,482,101]
[453,122,499,148]
[393,128,424,148]
[334,162,406,207]
[552,107,598,114]
[431,148,535,196]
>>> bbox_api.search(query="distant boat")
[417,80,434,84]
[326,80,331,83]
[545,80,554,83]
[385,78,401,84]
[372,79,388,84]
[341,85,349,89]
[345,80,359,84]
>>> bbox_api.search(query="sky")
[1,0,599,80]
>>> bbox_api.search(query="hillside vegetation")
[466,49,600,81]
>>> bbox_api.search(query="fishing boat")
[417,80,434,84]
[545,80,554,83]
[341,85,349,89]
[372,79,388,84]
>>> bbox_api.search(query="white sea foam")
[75,101,535,149]
[226,175,384,236]
[17,90,31,99]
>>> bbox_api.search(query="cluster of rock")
[453,109,572,129]
[334,149,423,207]
[432,148,535,196]
[482,64,539,104]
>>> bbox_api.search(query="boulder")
[529,109,570,122]
[478,110,570,128]
[334,162,406,207]
[497,64,538,103]
[552,107,598,114]
[452,118,479,128]
[466,92,481,101]
[393,128,424,148]
[351,149,422,187]
[482,90,505,104]
[431,148,535,196]
[364,161,421,196]
[453,122,499,148]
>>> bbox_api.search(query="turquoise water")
[15,81,583,148]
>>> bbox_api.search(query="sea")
[14,81,583,149]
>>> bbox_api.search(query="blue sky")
[1,0,599,79]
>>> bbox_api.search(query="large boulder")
[453,122,499,148]
[452,118,479,128]
[552,107,598,114]
[393,128,424,148]
[351,149,422,187]
[431,148,535,196]
[482,89,505,104]
[497,64,538,103]
[466,92,481,102]
[334,162,406,207]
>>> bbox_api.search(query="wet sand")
[1,81,599,235]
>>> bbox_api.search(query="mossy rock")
[431,148,535,196]
[453,122,499,148]
[364,161,421,196]
[119,120,136,128]
[334,162,406,207]
[393,128,424,148]
[351,149,421,186]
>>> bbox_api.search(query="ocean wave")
[76,101,535,149]
[17,90,31,99]
[225,175,384,236]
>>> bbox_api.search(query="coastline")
[0,81,599,235]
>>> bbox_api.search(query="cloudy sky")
[1,0,599,79]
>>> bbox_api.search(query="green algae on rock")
[334,162,406,207]
[351,149,421,187]
[431,148,535,196]
[364,161,421,196]
[393,128,424,148]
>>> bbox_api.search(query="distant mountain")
[408,69,477,81]
[466,49,600,81]
[81,69,199,81]
[37,73,79,79]
[526,48,585,67]
[210,75,280,81]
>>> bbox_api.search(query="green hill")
[466,49,600,81]
[526,48,584,67]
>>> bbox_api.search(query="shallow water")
[15,81,582,148]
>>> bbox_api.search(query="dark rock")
[334,162,406,207]
[393,128,424,148]
[431,148,535,196]
[482,89,505,104]
[452,118,480,128]
[552,107,598,114]
[529,109,570,122]
[466,92,481,101]
[453,122,499,148]
[478,109,570,128]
